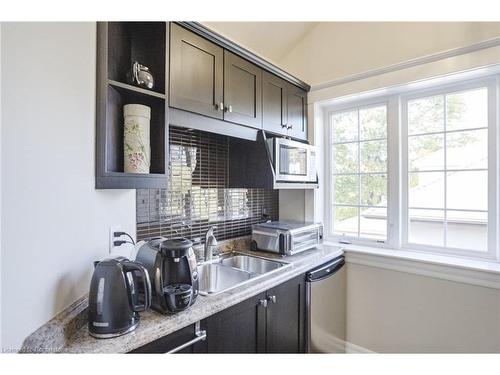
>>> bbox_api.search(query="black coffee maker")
[135,238,199,314]
[88,257,151,338]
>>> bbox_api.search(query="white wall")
[279,190,305,221]
[201,22,316,66]
[1,23,136,350]
[346,263,500,353]
[279,22,500,87]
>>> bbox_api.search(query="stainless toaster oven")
[251,221,323,256]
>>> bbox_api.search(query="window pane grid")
[407,87,489,252]
[332,205,388,239]
[357,109,361,237]
[333,137,387,145]
[333,171,388,176]
[331,104,388,241]
[444,96,448,247]
[408,206,487,213]
[407,126,487,138]
[334,204,388,209]
[407,168,487,173]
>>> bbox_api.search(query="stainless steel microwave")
[267,137,317,184]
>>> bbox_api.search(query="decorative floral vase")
[123,104,151,174]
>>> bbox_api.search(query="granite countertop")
[21,242,343,353]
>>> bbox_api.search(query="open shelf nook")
[96,21,169,189]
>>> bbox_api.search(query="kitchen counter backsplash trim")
[20,240,343,353]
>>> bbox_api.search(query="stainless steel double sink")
[197,253,290,295]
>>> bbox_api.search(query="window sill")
[324,241,500,289]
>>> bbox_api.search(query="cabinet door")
[266,275,306,353]
[205,292,267,353]
[262,71,288,135]
[129,323,207,353]
[223,51,262,129]
[169,23,224,119]
[286,84,308,140]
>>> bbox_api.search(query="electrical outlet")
[109,225,122,253]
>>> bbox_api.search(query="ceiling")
[202,22,318,64]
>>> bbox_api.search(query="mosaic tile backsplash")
[136,126,279,242]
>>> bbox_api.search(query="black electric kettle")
[88,257,151,338]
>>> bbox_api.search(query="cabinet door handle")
[267,295,277,304]
[215,102,224,111]
[259,298,268,308]
[287,125,293,130]
[281,124,287,129]
[225,105,233,113]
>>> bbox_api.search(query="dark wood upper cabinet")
[262,74,308,141]
[168,23,308,140]
[223,51,262,129]
[262,71,288,135]
[169,23,224,119]
[286,84,308,140]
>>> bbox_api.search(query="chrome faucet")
[204,226,218,262]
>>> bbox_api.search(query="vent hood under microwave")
[227,131,319,190]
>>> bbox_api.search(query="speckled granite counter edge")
[21,238,343,354]
[20,295,89,353]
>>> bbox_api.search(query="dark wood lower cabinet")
[204,274,306,353]
[204,292,267,353]
[266,274,306,353]
[130,274,306,353]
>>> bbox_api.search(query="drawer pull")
[166,321,206,353]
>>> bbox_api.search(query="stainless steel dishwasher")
[306,255,346,353]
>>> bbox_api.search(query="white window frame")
[400,77,499,260]
[324,73,499,261]
[325,95,399,248]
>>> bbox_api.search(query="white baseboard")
[310,326,375,353]
[345,341,375,354]
[310,334,346,353]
